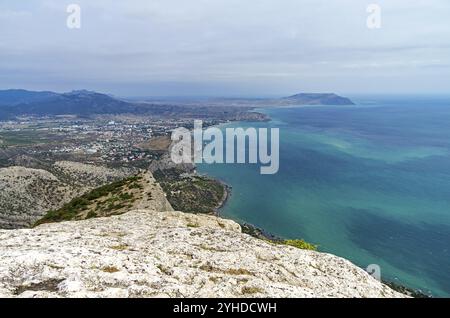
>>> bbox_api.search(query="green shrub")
[119,192,133,200]
[34,174,143,226]
[281,239,318,251]
[129,182,143,190]
[86,211,97,219]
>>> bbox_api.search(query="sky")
[0,0,449,97]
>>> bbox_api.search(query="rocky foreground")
[0,209,405,298]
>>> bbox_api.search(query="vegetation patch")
[241,223,318,251]
[34,174,144,226]
[86,211,97,219]
[280,239,318,251]
[0,131,53,147]
[224,268,254,276]
[102,266,120,273]
[241,286,263,295]
[109,244,129,251]
[154,168,226,213]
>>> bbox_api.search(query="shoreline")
[199,112,284,239]
[200,107,267,216]
[194,172,231,216]
[215,180,231,214]
[194,113,431,298]
[207,173,430,297]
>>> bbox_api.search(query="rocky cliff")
[0,161,134,229]
[0,167,405,298]
[0,209,404,298]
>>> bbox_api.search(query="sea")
[198,95,450,297]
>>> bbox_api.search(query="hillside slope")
[35,170,173,226]
[0,209,404,298]
[0,89,58,106]
[0,162,134,229]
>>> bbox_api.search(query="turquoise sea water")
[198,96,450,297]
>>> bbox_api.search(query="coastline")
[215,179,231,213]
[200,111,280,237]
[194,172,231,216]
[205,172,430,297]
[200,107,270,216]
[194,110,431,298]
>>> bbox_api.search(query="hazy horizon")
[1,0,449,96]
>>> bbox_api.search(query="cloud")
[0,0,449,95]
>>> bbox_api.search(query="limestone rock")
[0,162,135,229]
[0,210,405,298]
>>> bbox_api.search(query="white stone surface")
[0,210,405,298]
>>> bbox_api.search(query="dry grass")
[109,244,129,251]
[224,268,254,276]
[139,135,172,151]
[102,266,120,273]
[241,286,263,295]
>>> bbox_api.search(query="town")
[0,115,220,168]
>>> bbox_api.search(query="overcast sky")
[1,0,449,97]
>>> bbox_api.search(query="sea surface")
[198,95,450,297]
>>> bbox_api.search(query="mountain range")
[0,89,141,118]
[0,89,355,119]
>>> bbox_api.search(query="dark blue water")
[198,96,450,297]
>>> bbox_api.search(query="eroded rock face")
[0,162,135,229]
[0,210,405,298]
[0,166,73,229]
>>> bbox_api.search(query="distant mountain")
[0,89,270,120]
[0,89,58,106]
[0,89,143,118]
[15,90,143,116]
[282,93,355,105]
[0,89,355,119]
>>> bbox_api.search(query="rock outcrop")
[0,209,405,298]
[0,166,73,229]
[0,162,134,229]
